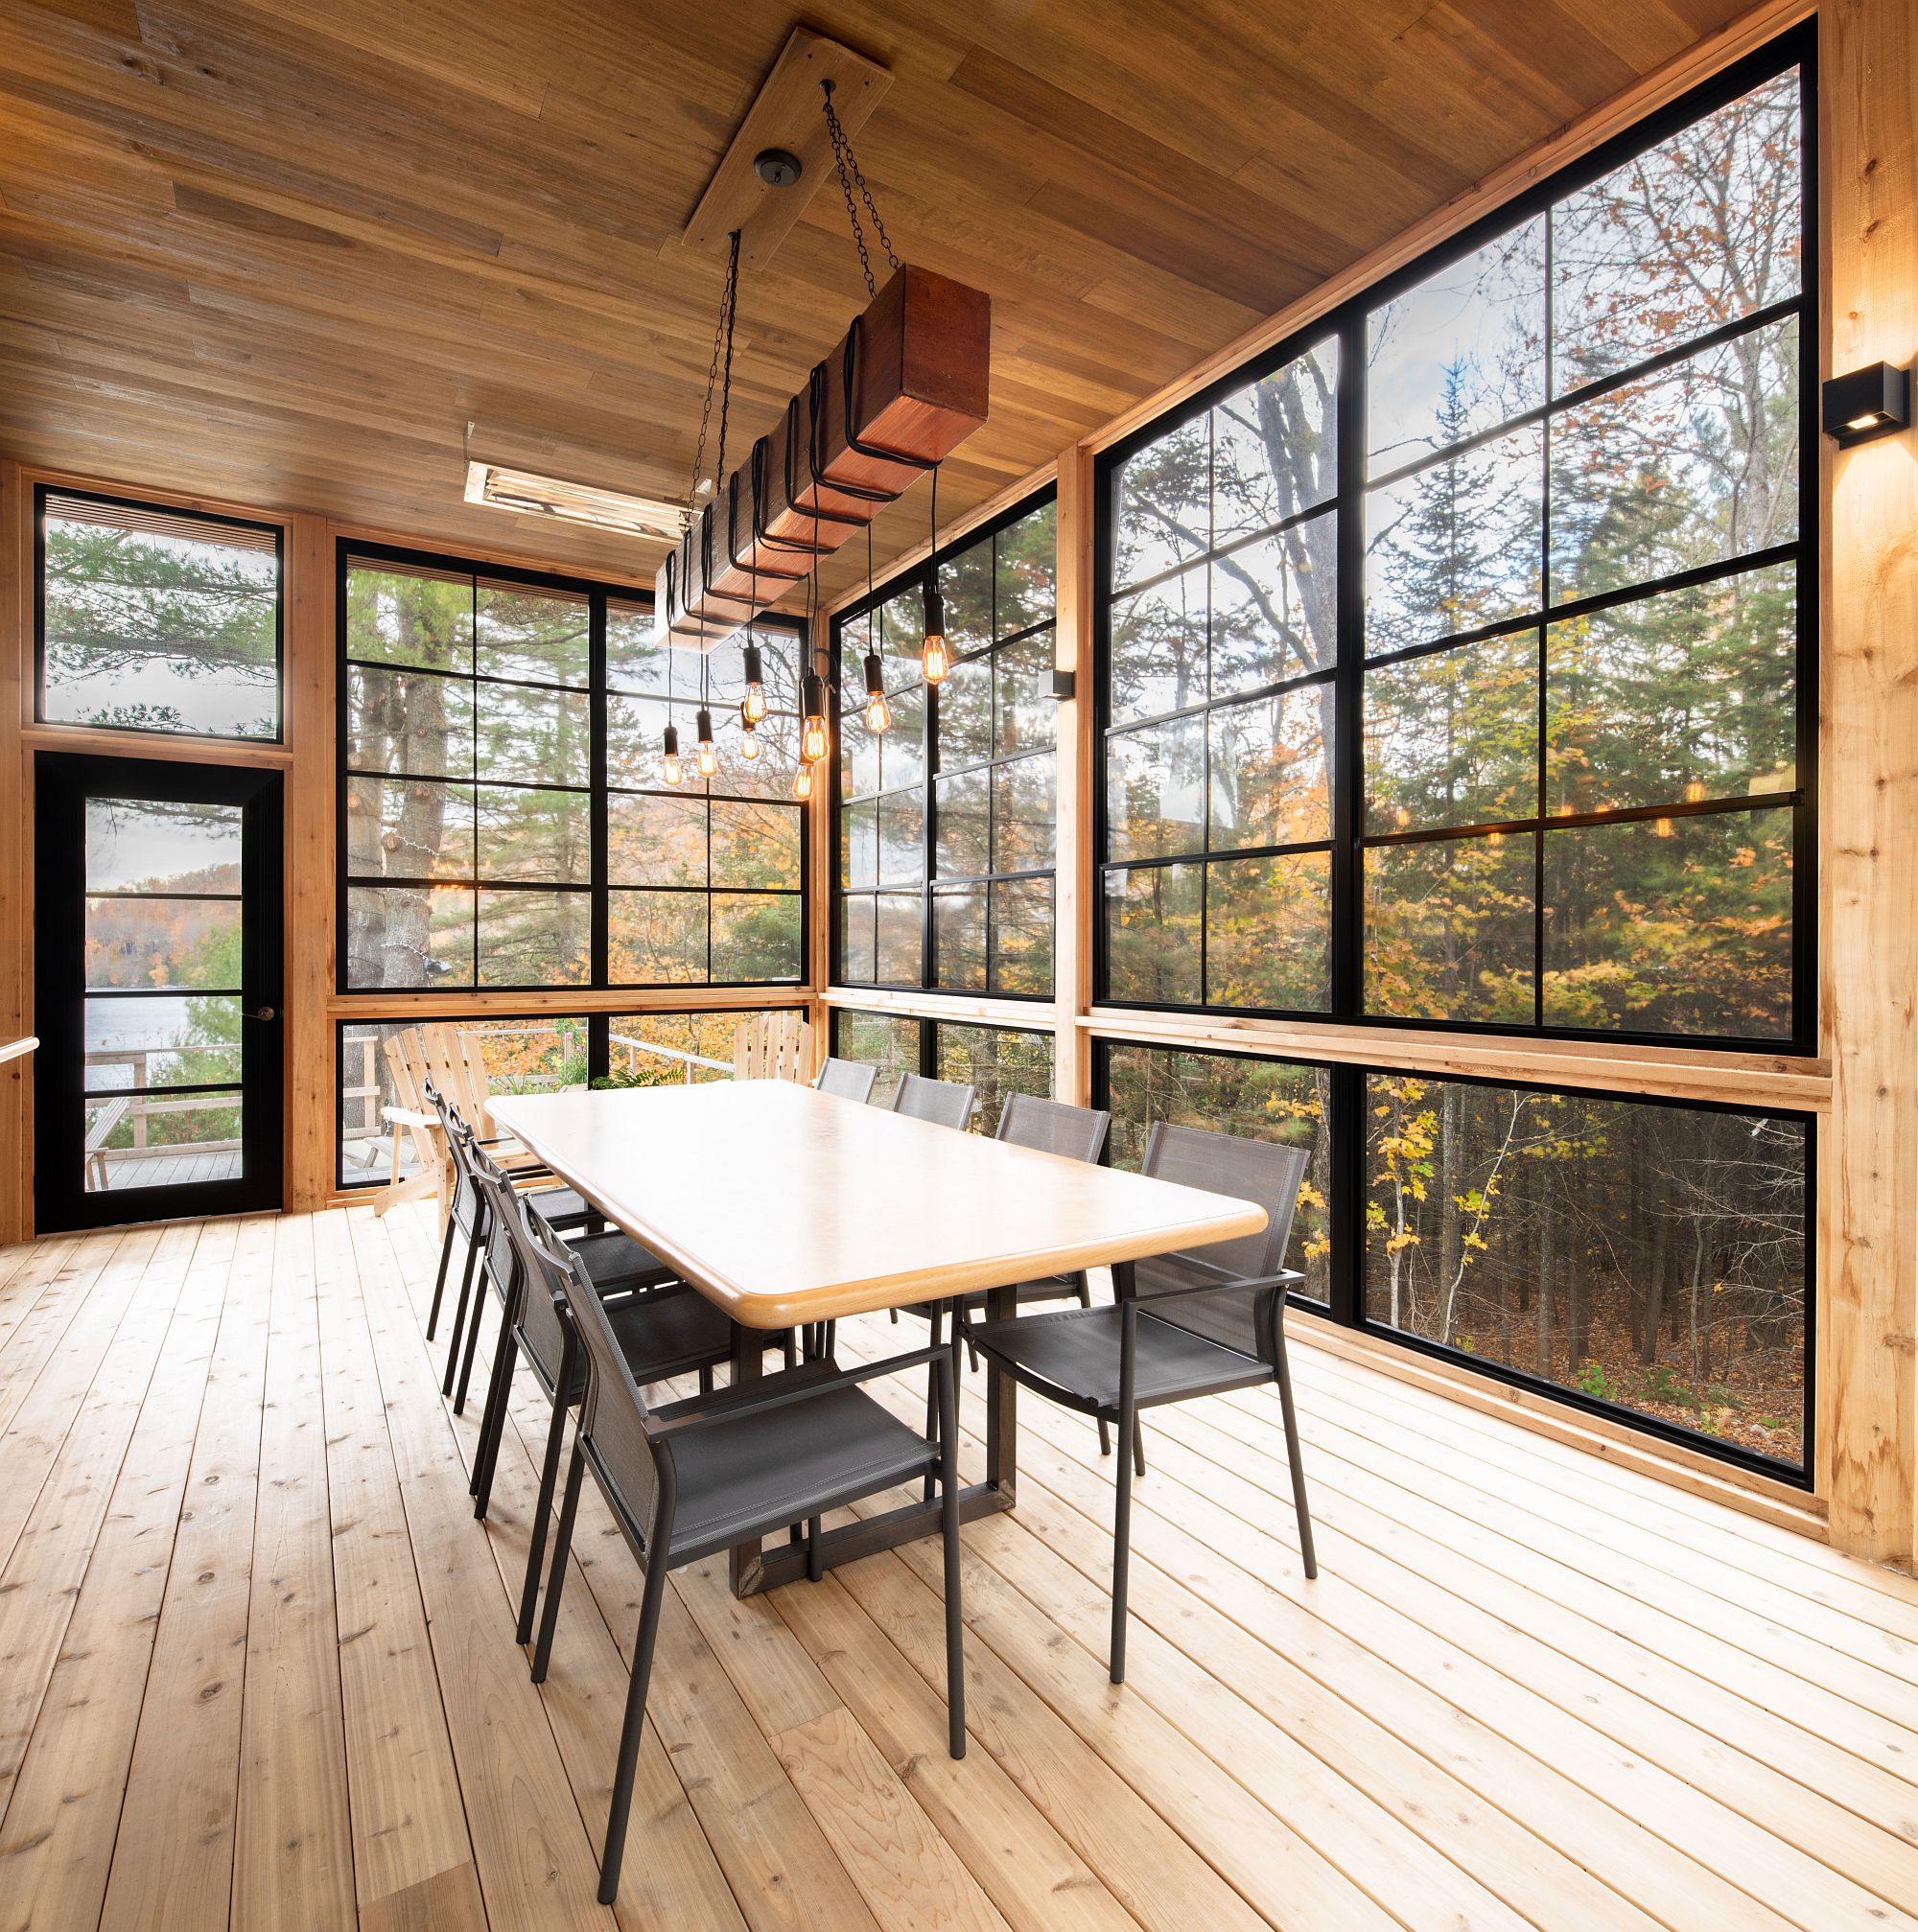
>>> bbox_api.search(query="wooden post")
[1818,0,1918,1568]
[1052,442,1096,1107]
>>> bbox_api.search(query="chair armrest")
[382,1106,439,1130]
[1131,1267,1305,1309]
[648,1342,948,1439]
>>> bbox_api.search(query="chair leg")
[440,1239,480,1397]
[469,1315,519,1516]
[922,1304,945,1501]
[1097,1416,1112,1457]
[935,1349,966,1757]
[425,1215,457,1340]
[1111,1291,1137,1685]
[531,1441,585,1683]
[1133,1413,1147,1478]
[517,1390,570,1643]
[452,1285,492,1414]
[699,1363,713,1397]
[598,1552,669,1906]
[807,1516,824,1583]
[1273,1333,1318,1580]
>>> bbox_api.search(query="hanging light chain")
[682,228,742,530]
[822,79,900,298]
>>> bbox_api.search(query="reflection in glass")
[1210,516,1338,698]
[938,653,993,769]
[841,799,879,891]
[835,1010,919,1107]
[934,883,987,990]
[994,757,1056,873]
[875,892,923,985]
[934,770,989,880]
[1113,416,1209,589]
[840,893,877,982]
[1106,713,1205,862]
[994,627,1054,757]
[1109,561,1206,725]
[1208,688,1333,850]
[1364,632,1537,833]
[994,500,1057,637]
[1105,864,1202,1005]
[1367,216,1545,466]
[1205,851,1331,1011]
[876,791,924,887]
[1543,808,1791,1036]
[1365,834,1535,1022]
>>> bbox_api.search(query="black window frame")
[1091,1036,1814,1486]
[830,485,1061,1002]
[830,1007,1057,1125]
[35,483,288,745]
[335,537,808,997]
[1093,27,1818,1056]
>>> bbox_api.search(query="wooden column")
[1818,0,1918,1566]
[1052,443,1096,1107]
[0,460,30,1246]
[283,513,336,1211]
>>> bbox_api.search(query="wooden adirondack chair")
[733,1009,814,1083]
[373,1021,527,1221]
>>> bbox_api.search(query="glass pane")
[345,665,474,778]
[1210,514,1338,699]
[476,581,590,686]
[840,893,877,982]
[993,755,1056,873]
[606,599,673,694]
[934,1024,1054,1136]
[607,1011,775,1087]
[1545,564,1796,814]
[1107,713,1205,862]
[841,798,878,891]
[86,798,241,895]
[712,800,802,891]
[1365,633,1538,833]
[343,562,472,673]
[1110,560,1206,726]
[1365,834,1535,1022]
[1367,215,1546,467]
[608,791,706,887]
[835,1011,919,1107]
[992,875,1054,995]
[880,588,932,690]
[339,1023,420,1181]
[460,1014,591,1096]
[876,791,924,887]
[87,896,241,990]
[712,894,802,982]
[478,889,590,986]
[841,682,882,799]
[345,884,475,989]
[880,684,924,793]
[1205,851,1331,1012]
[1553,70,1801,393]
[1366,423,1544,655]
[934,769,989,880]
[995,500,1056,636]
[476,786,590,884]
[1104,864,1202,1005]
[937,653,993,770]
[942,535,994,660]
[43,498,279,738]
[609,890,706,984]
[1364,1075,1806,1470]
[86,1089,243,1192]
[1113,415,1209,589]
[84,994,242,1091]
[1550,316,1798,605]
[1103,1044,1331,1302]
[994,627,1054,758]
[344,777,474,882]
[476,681,590,787]
[1212,337,1340,543]
[933,883,987,990]
[607,694,701,792]
[1208,687,1333,850]
[875,892,922,985]
[1543,808,1791,1036]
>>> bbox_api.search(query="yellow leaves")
[1385,1230,1420,1255]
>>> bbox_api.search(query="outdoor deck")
[90,1148,244,1190]
[0,1200,1912,1932]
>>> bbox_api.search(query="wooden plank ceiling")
[0,0,1758,603]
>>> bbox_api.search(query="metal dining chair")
[963,1123,1317,1683]
[890,1071,976,1129]
[527,1225,966,1905]
[813,1057,879,1103]
[467,1146,734,1643]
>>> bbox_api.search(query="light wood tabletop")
[488,1079,1267,1330]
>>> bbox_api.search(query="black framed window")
[1096,35,1813,1049]
[830,1009,1054,1134]
[1094,1037,1812,1480]
[833,494,1058,997]
[37,487,283,741]
[338,542,806,992]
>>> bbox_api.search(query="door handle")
[246,1006,278,1022]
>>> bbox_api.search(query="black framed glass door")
[35,754,284,1230]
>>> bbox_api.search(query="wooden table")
[489,1081,1267,1595]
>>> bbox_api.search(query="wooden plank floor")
[2,1202,1916,1932]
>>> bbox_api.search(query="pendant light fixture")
[791,760,815,802]
[737,705,762,760]
[921,462,948,685]
[861,651,892,734]
[695,707,719,778]
[741,640,768,725]
[661,722,683,787]
[800,672,830,764]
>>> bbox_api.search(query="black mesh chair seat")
[647,1360,938,1566]
[567,1226,675,1291]
[966,1302,1273,1414]
[525,1182,591,1227]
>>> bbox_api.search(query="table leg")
[726,1321,767,1596]
[983,1279,1017,1506]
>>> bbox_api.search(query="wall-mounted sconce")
[1048,668,1077,702]
[1822,361,1911,447]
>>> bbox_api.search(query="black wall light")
[1822,361,1911,447]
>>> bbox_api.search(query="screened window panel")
[1365,833,1537,1023]
[933,1023,1055,1135]
[1208,688,1334,850]
[1205,851,1332,1012]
